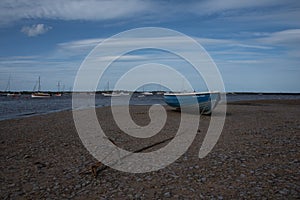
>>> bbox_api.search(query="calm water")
[0,93,299,121]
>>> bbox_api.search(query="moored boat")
[7,93,21,97]
[141,91,153,96]
[163,91,221,114]
[54,81,62,97]
[54,93,62,97]
[31,92,50,98]
[31,76,50,98]
[102,92,121,97]
[4,75,21,97]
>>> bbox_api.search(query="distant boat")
[4,75,21,97]
[54,81,62,97]
[102,81,128,97]
[102,92,121,97]
[31,92,51,98]
[141,91,153,96]
[31,76,50,98]
[119,91,130,96]
[54,93,62,97]
[163,91,221,115]
[7,93,21,97]
[141,85,153,96]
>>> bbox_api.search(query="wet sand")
[0,100,299,199]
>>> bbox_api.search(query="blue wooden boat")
[163,92,221,114]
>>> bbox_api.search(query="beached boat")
[163,91,221,114]
[31,76,50,98]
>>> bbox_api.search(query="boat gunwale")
[164,91,220,96]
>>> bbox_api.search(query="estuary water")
[0,93,299,121]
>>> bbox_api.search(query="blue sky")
[0,0,299,92]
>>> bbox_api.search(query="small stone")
[279,188,289,195]
[75,184,81,189]
[201,177,206,182]
[164,192,171,198]
[8,183,15,187]
[53,185,60,190]
[24,154,30,159]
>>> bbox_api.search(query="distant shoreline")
[1,96,300,122]
[1,91,300,95]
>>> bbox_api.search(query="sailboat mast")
[5,75,11,92]
[38,76,41,91]
[57,81,61,92]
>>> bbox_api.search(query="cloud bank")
[0,0,150,26]
[1,0,299,26]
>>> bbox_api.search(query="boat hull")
[102,93,122,97]
[54,93,62,97]
[164,92,220,114]
[31,93,50,98]
[7,93,21,97]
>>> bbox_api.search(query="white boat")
[102,81,130,97]
[31,76,50,98]
[141,91,153,96]
[102,92,121,97]
[119,92,130,96]
[7,93,21,97]
[31,92,50,98]
[4,75,21,97]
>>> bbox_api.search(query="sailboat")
[31,76,50,98]
[141,85,153,96]
[54,81,62,97]
[102,81,121,97]
[4,75,21,97]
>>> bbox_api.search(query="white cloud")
[1,0,299,27]
[257,29,300,46]
[190,0,284,14]
[21,24,52,37]
[54,35,276,65]
[58,38,102,52]
[0,0,151,25]
[228,60,262,64]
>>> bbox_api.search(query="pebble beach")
[0,99,299,199]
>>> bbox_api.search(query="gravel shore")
[1,99,299,199]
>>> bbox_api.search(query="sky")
[0,0,299,92]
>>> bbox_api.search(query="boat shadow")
[166,106,228,117]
